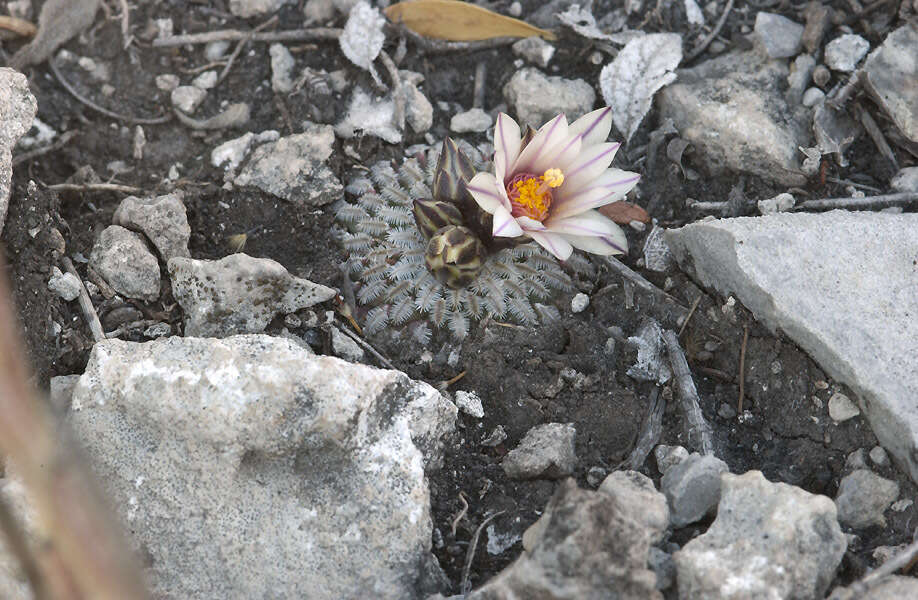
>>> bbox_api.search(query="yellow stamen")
[508,168,565,221]
[541,168,564,188]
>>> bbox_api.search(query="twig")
[60,257,105,342]
[663,330,714,455]
[825,176,883,193]
[737,324,749,414]
[685,0,733,62]
[49,60,171,125]
[831,530,918,599]
[179,60,228,75]
[796,191,918,211]
[152,27,341,47]
[12,131,77,167]
[856,103,899,171]
[461,511,505,597]
[623,386,665,470]
[827,72,860,110]
[605,257,687,313]
[0,15,36,37]
[218,16,278,86]
[440,370,467,388]
[678,294,703,337]
[697,365,734,382]
[117,0,132,49]
[46,182,144,194]
[378,50,404,130]
[332,323,396,370]
[451,492,469,536]
[689,200,729,212]
[472,61,487,109]
[86,266,118,300]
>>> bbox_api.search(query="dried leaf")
[385,0,555,42]
[9,0,100,70]
[598,201,650,224]
[599,33,683,142]
[556,4,635,44]
[340,1,387,85]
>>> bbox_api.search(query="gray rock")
[269,43,295,93]
[502,423,577,480]
[502,68,595,128]
[481,425,507,447]
[661,452,728,527]
[0,68,37,233]
[454,390,484,418]
[831,576,918,600]
[570,292,589,313]
[754,12,804,58]
[67,335,455,600]
[168,253,336,337]
[599,470,669,542]
[229,0,293,17]
[757,192,795,214]
[204,40,230,61]
[404,82,434,134]
[143,322,171,338]
[824,34,870,72]
[304,0,335,22]
[803,87,826,107]
[648,547,675,591]
[211,130,280,174]
[449,108,492,133]
[835,469,899,529]
[828,391,860,422]
[665,212,918,484]
[170,85,206,114]
[657,51,810,186]
[512,36,555,68]
[471,479,662,600]
[89,225,160,302]
[891,166,918,192]
[675,471,846,600]
[113,192,191,262]
[862,25,918,143]
[654,444,689,474]
[846,448,869,471]
[330,326,364,362]
[786,54,816,105]
[155,73,179,91]
[234,124,343,205]
[192,70,217,90]
[870,446,890,468]
[47,266,81,301]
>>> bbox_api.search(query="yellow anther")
[540,168,564,188]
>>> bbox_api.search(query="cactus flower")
[466,108,640,260]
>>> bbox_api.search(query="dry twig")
[60,257,105,342]
[116,0,132,48]
[461,511,505,597]
[605,257,687,314]
[796,191,918,211]
[663,330,714,455]
[378,50,405,130]
[0,15,37,37]
[623,386,665,470]
[332,323,396,370]
[451,492,469,536]
[473,61,487,109]
[47,182,144,194]
[855,103,899,171]
[217,16,278,86]
[685,0,733,62]
[12,131,77,167]
[678,294,703,337]
[152,27,341,47]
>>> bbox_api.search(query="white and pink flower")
[465,108,640,261]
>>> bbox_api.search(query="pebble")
[171,85,206,114]
[481,425,507,447]
[802,87,826,107]
[204,40,230,61]
[47,266,81,301]
[586,466,607,487]
[570,293,589,313]
[828,391,860,422]
[891,167,918,193]
[143,322,171,338]
[718,403,737,419]
[891,498,913,512]
[511,36,555,68]
[508,1,522,16]
[502,67,595,127]
[786,54,816,105]
[89,225,161,302]
[846,448,869,470]
[269,43,296,93]
[454,390,484,418]
[330,326,364,362]
[599,470,670,542]
[449,108,492,133]
[211,130,280,173]
[502,423,577,480]
[824,34,870,72]
[812,64,831,88]
[754,12,804,58]
[113,192,191,262]
[661,452,729,527]
[835,469,899,529]
[758,192,796,214]
[404,83,434,134]
[862,25,918,143]
[155,73,179,92]
[192,70,217,90]
[870,445,890,468]
[655,444,689,475]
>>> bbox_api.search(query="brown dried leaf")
[384,0,555,42]
[599,201,650,224]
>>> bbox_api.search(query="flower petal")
[561,142,621,193]
[510,114,570,176]
[528,230,573,261]
[492,204,524,237]
[567,107,613,148]
[535,133,583,174]
[493,113,522,183]
[466,172,507,214]
[515,216,547,231]
[544,210,622,237]
[561,232,628,256]
[550,170,641,220]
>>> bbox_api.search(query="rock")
[449,108,492,133]
[803,87,826,107]
[168,253,336,337]
[336,87,401,144]
[891,166,918,193]
[404,83,434,134]
[170,85,207,114]
[757,192,795,214]
[870,446,889,468]
[502,423,577,480]
[143,322,170,338]
[234,124,342,205]
[470,479,662,600]
[786,54,816,105]
[192,70,217,90]
[813,64,831,88]
[830,576,918,600]
[828,391,860,422]
[329,326,364,362]
[862,25,918,143]
[661,452,728,527]
[89,225,160,302]
[304,0,335,22]
[754,12,804,58]
[512,36,555,68]
[113,192,191,262]
[598,470,669,542]
[502,68,595,128]
[846,448,868,471]
[675,471,846,600]
[657,51,809,186]
[824,34,870,73]
[570,292,589,313]
[204,40,230,61]
[654,444,688,474]
[454,390,484,418]
[229,0,293,17]
[482,425,507,447]
[0,68,37,233]
[49,374,80,414]
[269,43,295,93]
[835,469,899,529]
[211,130,280,173]
[47,266,81,301]
[67,335,455,599]
[155,73,179,91]
[665,212,918,484]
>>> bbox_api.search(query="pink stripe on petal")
[563,143,621,193]
[492,205,524,237]
[529,231,573,261]
[466,172,505,213]
[494,113,521,183]
[568,107,613,147]
[511,114,569,175]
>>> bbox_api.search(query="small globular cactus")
[424,225,484,289]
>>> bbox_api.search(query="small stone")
[846,448,869,470]
[718,403,737,419]
[269,43,296,93]
[835,469,899,529]
[404,83,434,134]
[812,65,831,88]
[132,125,146,160]
[802,0,831,54]
[503,68,595,128]
[571,292,589,313]
[304,0,335,22]
[211,130,280,173]
[192,70,217,90]
[449,108,492,133]
[143,322,171,338]
[502,423,577,480]
[508,1,522,16]
[171,85,206,114]
[454,390,484,418]
[89,226,161,302]
[828,391,860,422]
[654,444,689,475]
[229,0,294,18]
[661,452,729,527]
[824,34,870,72]
[891,167,918,193]
[802,87,826,107]
[891,498,913,512]
[754,12,804,58]
[511,37,555,68]
[599,470,669,542]
[586,466,607,487]
[862,25,918,143]
[155,73,179,91]
[204,40,230,61]
[786,54,816,105]
[869,446,890,468]
[758,192,796,214]
[481,425,507,447]
[113,192,191,262]
[47,266,81,301]
[330,326,364,362]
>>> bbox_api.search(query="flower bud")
[432,138,476,206]
[424,226,484,289]
[413,198,465,240]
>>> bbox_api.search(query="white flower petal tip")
[492,205,524,237]
[466,172,505,214]
[568,107,614,147]
[529,231,574,261]
[494,113,522,182]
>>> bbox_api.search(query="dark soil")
[3,0,916,596]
